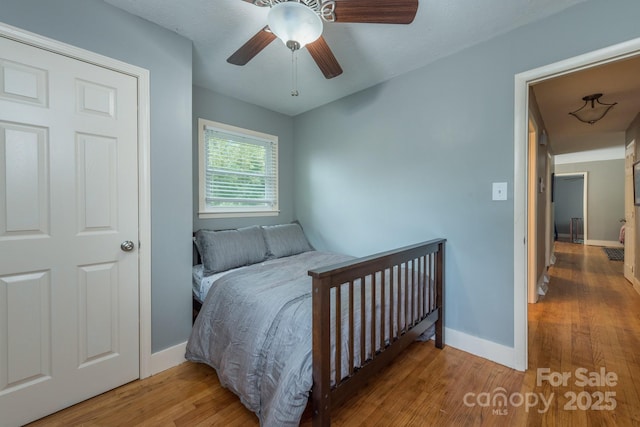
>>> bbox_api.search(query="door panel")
[0,58,48,107]
[0,35,139,427]
[76,133,118,232]
[0,122,49,238]
[0,271,51,392]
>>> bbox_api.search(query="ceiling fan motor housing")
[256,0,337,22]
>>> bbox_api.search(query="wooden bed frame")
[308,238,446,426]
[192,233,445,426]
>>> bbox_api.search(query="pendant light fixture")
[568,93,617,125]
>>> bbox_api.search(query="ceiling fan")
[228,0,419,80]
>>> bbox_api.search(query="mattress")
[192,264,245,303]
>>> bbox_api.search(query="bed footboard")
[308,238,445,427]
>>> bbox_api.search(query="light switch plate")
[492,182,507,201]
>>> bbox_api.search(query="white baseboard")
[537,272,549,296]
[633,277,640,297]
[150,341,187,375]
[443,327,515,369]
[151,332,516,377]
[585,239,623,248]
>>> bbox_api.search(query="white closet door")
[0,35,139,427]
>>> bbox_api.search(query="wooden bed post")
[435,241,445,349]
[312,276,331,427]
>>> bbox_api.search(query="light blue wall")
[554,176,585,235]
[0,0,194,353]
[293,0,640,347]
[193,86,295,231]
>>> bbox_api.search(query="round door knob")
[121,240,135,252]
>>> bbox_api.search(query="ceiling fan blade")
[334,0,419,24]
[307,36,343,79]
[227,27,277,66]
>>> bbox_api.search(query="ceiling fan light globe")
[268,2,323,49]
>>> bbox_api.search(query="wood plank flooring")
[27,242,640,426]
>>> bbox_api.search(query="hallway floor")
[525,241,640,425]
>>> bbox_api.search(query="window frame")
[198,118,279,219]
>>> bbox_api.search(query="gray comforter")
[185,251,355,426]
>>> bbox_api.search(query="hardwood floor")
[524,242,640,426]
[28,242,640,426]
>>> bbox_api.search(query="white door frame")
[527,116,537,303]
[545,152,554,268]
[514,36,640,371]
[624,141,636,283]
[0,22,153,378]
[527,115,540,304]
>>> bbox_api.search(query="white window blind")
[198,119,279,218]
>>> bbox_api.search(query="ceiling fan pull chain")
[291,49,299,96]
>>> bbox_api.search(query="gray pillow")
[194,226,268,275]
[262,223,313,259]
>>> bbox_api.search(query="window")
[198,119,279,218]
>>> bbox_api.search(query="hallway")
[525,241,640,425]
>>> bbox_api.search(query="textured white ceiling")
[103,0,588,116]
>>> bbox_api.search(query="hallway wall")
[555,160,624,243]
[554,175,584,236]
